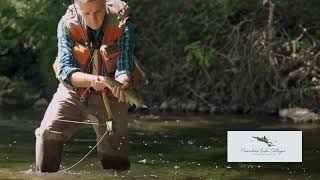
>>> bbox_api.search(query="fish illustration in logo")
[252,136,275,147]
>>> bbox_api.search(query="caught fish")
[103,77,148,108]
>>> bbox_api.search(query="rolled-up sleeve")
[115,21,134,78]
[56,17,81,88]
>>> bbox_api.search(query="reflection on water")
[0,108,319,179]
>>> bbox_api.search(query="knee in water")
[99,154,130,171]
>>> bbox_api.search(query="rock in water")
[32,98,49,110]
[21,169,34,174]
[198,106,209,113]
[159,101,169,111]
[0,76,10,90]
[185,101,197,112]
[279,108,320,123]
[210,106,218,114]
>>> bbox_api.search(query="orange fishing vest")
[53,0,141,98]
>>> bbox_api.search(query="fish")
[252,136,275,147]
[103,77,148,108]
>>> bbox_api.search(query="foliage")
[0,0,320,110]
[0,0,66,95]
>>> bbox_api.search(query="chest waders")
[35,0,131,172]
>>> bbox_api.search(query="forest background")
[0,0,320,115]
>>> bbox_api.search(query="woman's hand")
[111,74,131,102]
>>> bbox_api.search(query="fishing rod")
[68,1,114,129]
[63,1,102,102]
[59,0,116,172]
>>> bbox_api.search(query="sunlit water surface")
[0,108,319,179]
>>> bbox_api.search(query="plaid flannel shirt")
[55,15,134,89]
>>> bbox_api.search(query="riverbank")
[2,1,320,120]
[2,75,320,123]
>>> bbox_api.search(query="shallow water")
[0,108,319,180]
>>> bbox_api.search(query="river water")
[0,108,319,179]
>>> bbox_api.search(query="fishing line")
[55,119,107,126]
[58,1,111,172]
[63,2,103,102]
[60,130,109,172]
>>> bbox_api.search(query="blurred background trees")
[0,0,320,113]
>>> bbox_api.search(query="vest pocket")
[72,42,90,71]
[100,43,121,73]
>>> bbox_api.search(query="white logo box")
[227,131,302,162]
